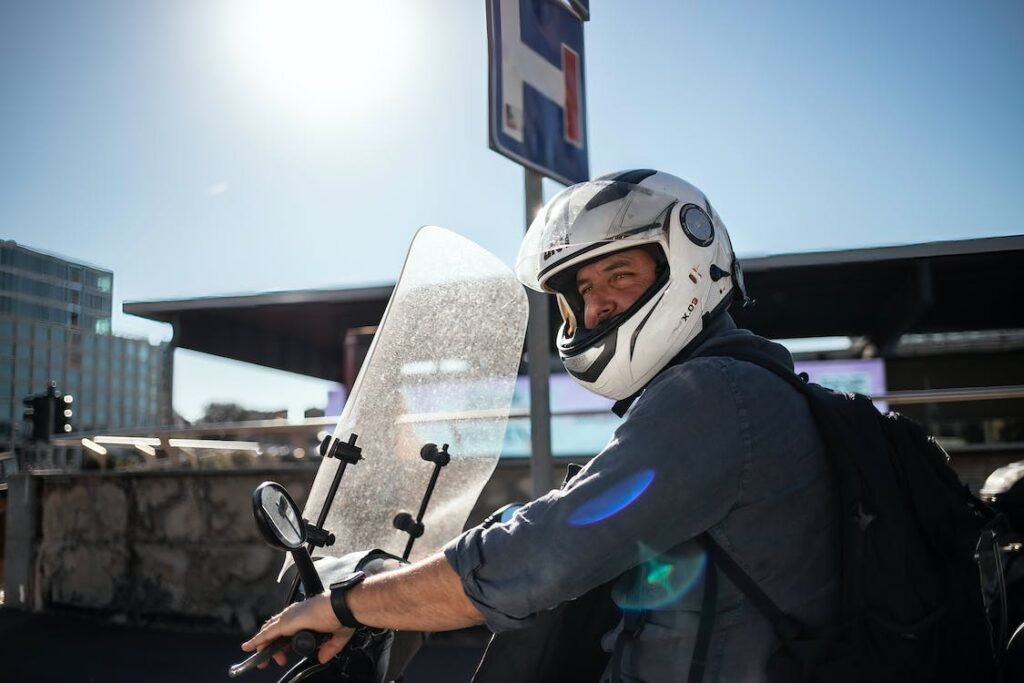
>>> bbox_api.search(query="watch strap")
[329,571,366,629]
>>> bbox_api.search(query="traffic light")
[22,394,53,442]
[57,393,74,434]
[21,382,73,441]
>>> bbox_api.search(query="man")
[243,170,838,682]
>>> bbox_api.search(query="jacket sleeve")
[443,358,752,632]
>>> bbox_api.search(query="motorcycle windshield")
[302,226,529,563]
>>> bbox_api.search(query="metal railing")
[3,383,1021,476]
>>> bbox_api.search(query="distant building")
[0,241,173,446]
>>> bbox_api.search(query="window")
[95,319,111,335]
[97,275,112,293]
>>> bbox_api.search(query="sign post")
[487,0,589,496]
[523,169,551,496]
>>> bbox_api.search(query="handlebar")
[228,630,328,678]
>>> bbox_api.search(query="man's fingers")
[317,631,353,664]
[242,616,282,652]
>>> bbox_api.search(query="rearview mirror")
[252,481,305,551]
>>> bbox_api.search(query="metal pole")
[525,169,554,497]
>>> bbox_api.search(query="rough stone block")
[41,479,128,542]
[37,541,130,610]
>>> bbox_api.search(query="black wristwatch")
[329,571,367,629]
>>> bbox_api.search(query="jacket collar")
[611,313,737,417]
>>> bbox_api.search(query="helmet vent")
[606,169,658,184]
[584,181,633,211]
[709,264,731,281]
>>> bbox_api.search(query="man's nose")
[588,291,616,327]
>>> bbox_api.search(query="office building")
[0,241,173,446]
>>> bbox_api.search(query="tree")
[197,402,287,424]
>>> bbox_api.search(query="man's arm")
[348,551,485,631]
[241,552,483,665]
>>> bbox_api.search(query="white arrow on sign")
[499,0,583,148]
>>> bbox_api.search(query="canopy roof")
[125,235,1024,383]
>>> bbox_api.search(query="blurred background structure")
[0,242,175,452]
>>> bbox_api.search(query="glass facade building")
[0,241,173,445]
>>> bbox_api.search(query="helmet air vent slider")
[709,264,731,282]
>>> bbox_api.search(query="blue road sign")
[486,0,589,186]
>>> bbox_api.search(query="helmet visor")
[516,180,678,292]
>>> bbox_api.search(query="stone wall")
[6,452,1014,634]
[4,467,316,633]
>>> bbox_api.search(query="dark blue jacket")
[445,315,839,682]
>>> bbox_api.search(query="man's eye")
[578,285,591,297]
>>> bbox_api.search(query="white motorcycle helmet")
[516,170,748,400]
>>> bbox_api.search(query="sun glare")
[225,0,416,127]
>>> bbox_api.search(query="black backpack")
[691,345,1017,682]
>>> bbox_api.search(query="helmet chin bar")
[562,331,617,384]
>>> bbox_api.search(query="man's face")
[575,247,659,329]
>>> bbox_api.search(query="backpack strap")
[704,534,804,642]
[687,547,719,683]
[685,346,831,675]
[609,609,647,683]
[705,534,828,679]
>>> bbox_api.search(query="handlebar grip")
[291,629,329,657]
[228,630,330,678]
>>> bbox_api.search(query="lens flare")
[568,469,656,527]
[613,542,707,611]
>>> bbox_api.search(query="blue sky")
[2,0,1021,420]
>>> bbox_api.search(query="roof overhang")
[125,235,1024,380]
[125,285,394,382]
[733,235,1024,350]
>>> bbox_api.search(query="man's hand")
[240,552,484,668]
[241,592,353,666]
